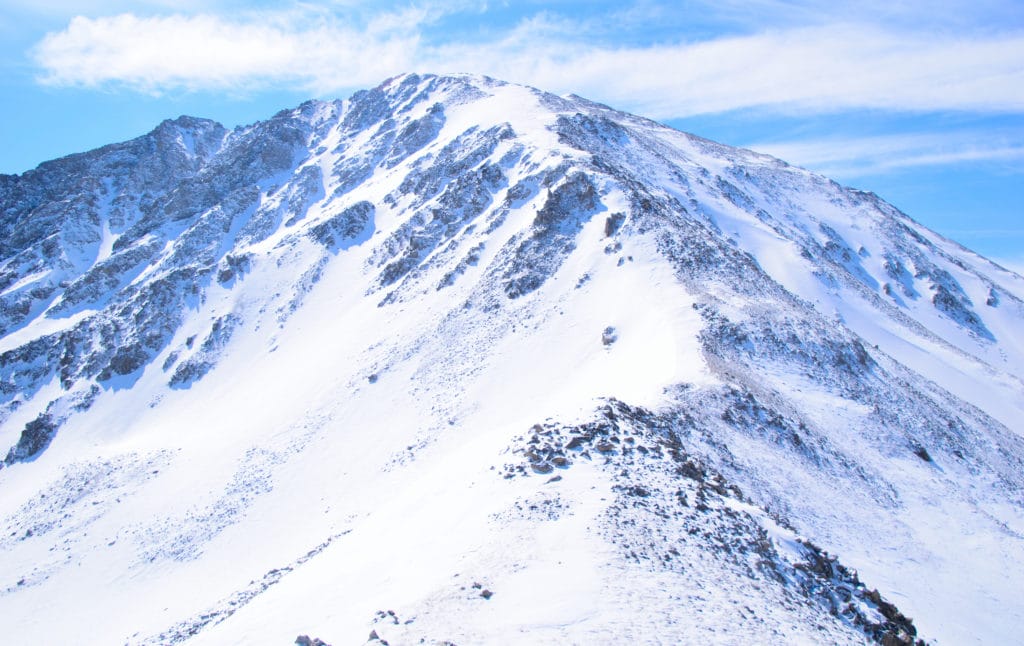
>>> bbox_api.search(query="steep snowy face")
[1,73,1023,645]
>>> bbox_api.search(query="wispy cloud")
[682,0,1024,32]
[747,132,1024,177]
[31,10,426,93]
[459,22,1024,118]
[31,9,1024,119]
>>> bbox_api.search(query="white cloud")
[452,23,1024,118]
[685,0,1024,32]
[746,132,1024,177]
[32,11,423,93]
[31,11,1024,119]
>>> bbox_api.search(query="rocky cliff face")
[1,73,1022,645]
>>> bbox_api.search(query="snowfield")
[1,73,1022,645]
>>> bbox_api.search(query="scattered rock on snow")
[602,326,618,346]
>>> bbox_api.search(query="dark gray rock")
[4,413,57,464]
[309,201,375,251]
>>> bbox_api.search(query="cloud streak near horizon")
[748,131,1024,178]
[32,10,1024,120]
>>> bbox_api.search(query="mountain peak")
[0,74,1021,646]
[154,114,223,133]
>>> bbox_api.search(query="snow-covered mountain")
[1,73,1022,645]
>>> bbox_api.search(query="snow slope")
[1,73,1022,645]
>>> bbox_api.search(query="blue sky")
[2,1,1022,269]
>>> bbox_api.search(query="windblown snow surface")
[1,74,1022,645]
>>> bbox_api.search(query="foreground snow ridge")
[1,73,1022,645]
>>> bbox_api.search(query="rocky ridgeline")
[503,400,924,646]
[1,72,1016,477]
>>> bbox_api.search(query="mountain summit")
[1,73,1022,644]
